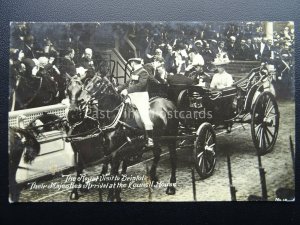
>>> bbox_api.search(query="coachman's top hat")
[128,58,144,64]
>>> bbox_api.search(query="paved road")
[18,100,295,202]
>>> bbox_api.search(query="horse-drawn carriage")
[9,59,279,202]
[60,61,279,200]
[171,64,279,178]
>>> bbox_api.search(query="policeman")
[118,58,154,148]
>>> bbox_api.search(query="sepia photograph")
[8,21,295,202]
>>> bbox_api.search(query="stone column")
[264,22,273,41]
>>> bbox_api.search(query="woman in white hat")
[210,55,233,90]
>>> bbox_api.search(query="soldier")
[118,58,154,148]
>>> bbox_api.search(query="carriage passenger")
[185,54,211,87]
[118,58,154,148]
[210,56,233,90]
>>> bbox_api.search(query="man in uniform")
[118,58,154,148]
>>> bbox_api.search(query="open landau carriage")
[172,63,279,178]
[67,61,280,181]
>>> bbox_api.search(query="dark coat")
[119,67,151,93]
[225,43,237,60]
[57,57,76,77]
[236,45,252,60]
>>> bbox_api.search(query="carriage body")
[172,65,280,179]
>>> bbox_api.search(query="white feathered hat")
[191,54,205,66]
[211,53,230,66]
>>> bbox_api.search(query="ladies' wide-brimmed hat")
[211,53,230,66]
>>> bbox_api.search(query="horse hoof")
[70,192,79,200]
[166,186,176,195]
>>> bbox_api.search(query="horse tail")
[13,128,41,163]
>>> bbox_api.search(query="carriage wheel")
[251,91,279,155]
[193,122,217,179]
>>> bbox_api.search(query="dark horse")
[67,75,178,201]
[9,69,58,111]
[9,127,40,202]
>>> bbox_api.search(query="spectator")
[78,48,96,79]
[214,40,227,56]
[261,39,274,62]
[202,43,214,65]
[226,36,237,59]
[56,48,76,100]
[164,44,176,73]
[23,35,36,58]
[236,39,251,60]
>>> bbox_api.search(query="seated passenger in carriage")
[210,55,233,90]
[185,54,211,88]
[207,55,235,129]
[144,56,168,84]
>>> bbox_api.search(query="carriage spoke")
[198,152,204,165]
[208,143,216,149]
[255,126,262,141]
[255,123,262,131]
[264,128,271,146]
[201,154,206,173]
[204,130,209,143]
[266,126,275,139]
[265,105,275,118]
[264,98,271,116]
[203,157,208,172]
[259,128,263,149]
[265,114,277,120]
[262,128,266,150]
[197,152,202,158]
[206,134,212,145]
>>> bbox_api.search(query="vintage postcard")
[9,22,295,202]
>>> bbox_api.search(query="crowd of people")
[119,22,294,74]
[10,23,99,102]
[9,22,295,108]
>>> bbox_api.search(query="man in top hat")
[118,58,154,148]
[210,55,233,90]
